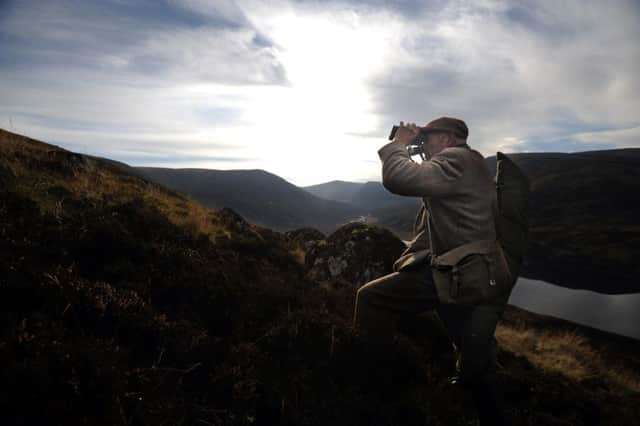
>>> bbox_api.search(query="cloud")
[574,126,640,149]
[0,0,638,186]
[169,0,249,26]
[362,0,640,155]
[0,0,289,174]
[0,0,287,86]
[137,27,288,85]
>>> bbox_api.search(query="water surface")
[508,278,640,340]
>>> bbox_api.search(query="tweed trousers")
[353,263,504,382]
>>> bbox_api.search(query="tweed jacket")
[378,141,498,272]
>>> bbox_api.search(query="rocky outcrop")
[218,206,251,230]
[305,222,405,287]
[285,227,326,252]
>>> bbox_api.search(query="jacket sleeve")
[378,141,465,197]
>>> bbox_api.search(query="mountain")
[372,202,422,239]
[303,180,363,203]
[303,180,421,239]
[137,167,360,233]
[305,180,420,213]
[2,128,640,425]
[351,181,421,212]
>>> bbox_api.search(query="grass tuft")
[497,323,640,393]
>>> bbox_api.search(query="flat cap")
[421,117,468,139]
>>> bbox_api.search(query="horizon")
[1,0,639,186]
[122,141,640,187]
[5,125,640,187]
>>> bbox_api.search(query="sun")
[236,9,396,184]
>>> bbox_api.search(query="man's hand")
[393,121,420,146]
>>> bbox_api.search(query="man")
[353,117,512,426]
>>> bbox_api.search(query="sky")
[1,0,639,186]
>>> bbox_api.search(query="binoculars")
[388,125,427,157]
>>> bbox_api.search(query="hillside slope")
[304,180,421,215]
[137,167,359,233]
[1,129,639,426]
[303,180,364,203]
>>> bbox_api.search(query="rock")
[218,207,251,230]
[285,227,326,252]
[215,207,270,244]
[305,222,405,287]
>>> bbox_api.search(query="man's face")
[423,132,450,159]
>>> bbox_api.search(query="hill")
[304,180,421,215]
[350,181,420,212]
[303,180,364,203]
[1,128,640,425]
[137,167,359,233]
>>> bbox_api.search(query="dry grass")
[0,129,228,240]
[67,170,227,240]
[497,323,640,393]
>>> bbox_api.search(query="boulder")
[285,227,326,252]
[218,207,251,232]
[306,222,405,287]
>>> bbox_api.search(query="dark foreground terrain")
[1,129,639,425]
